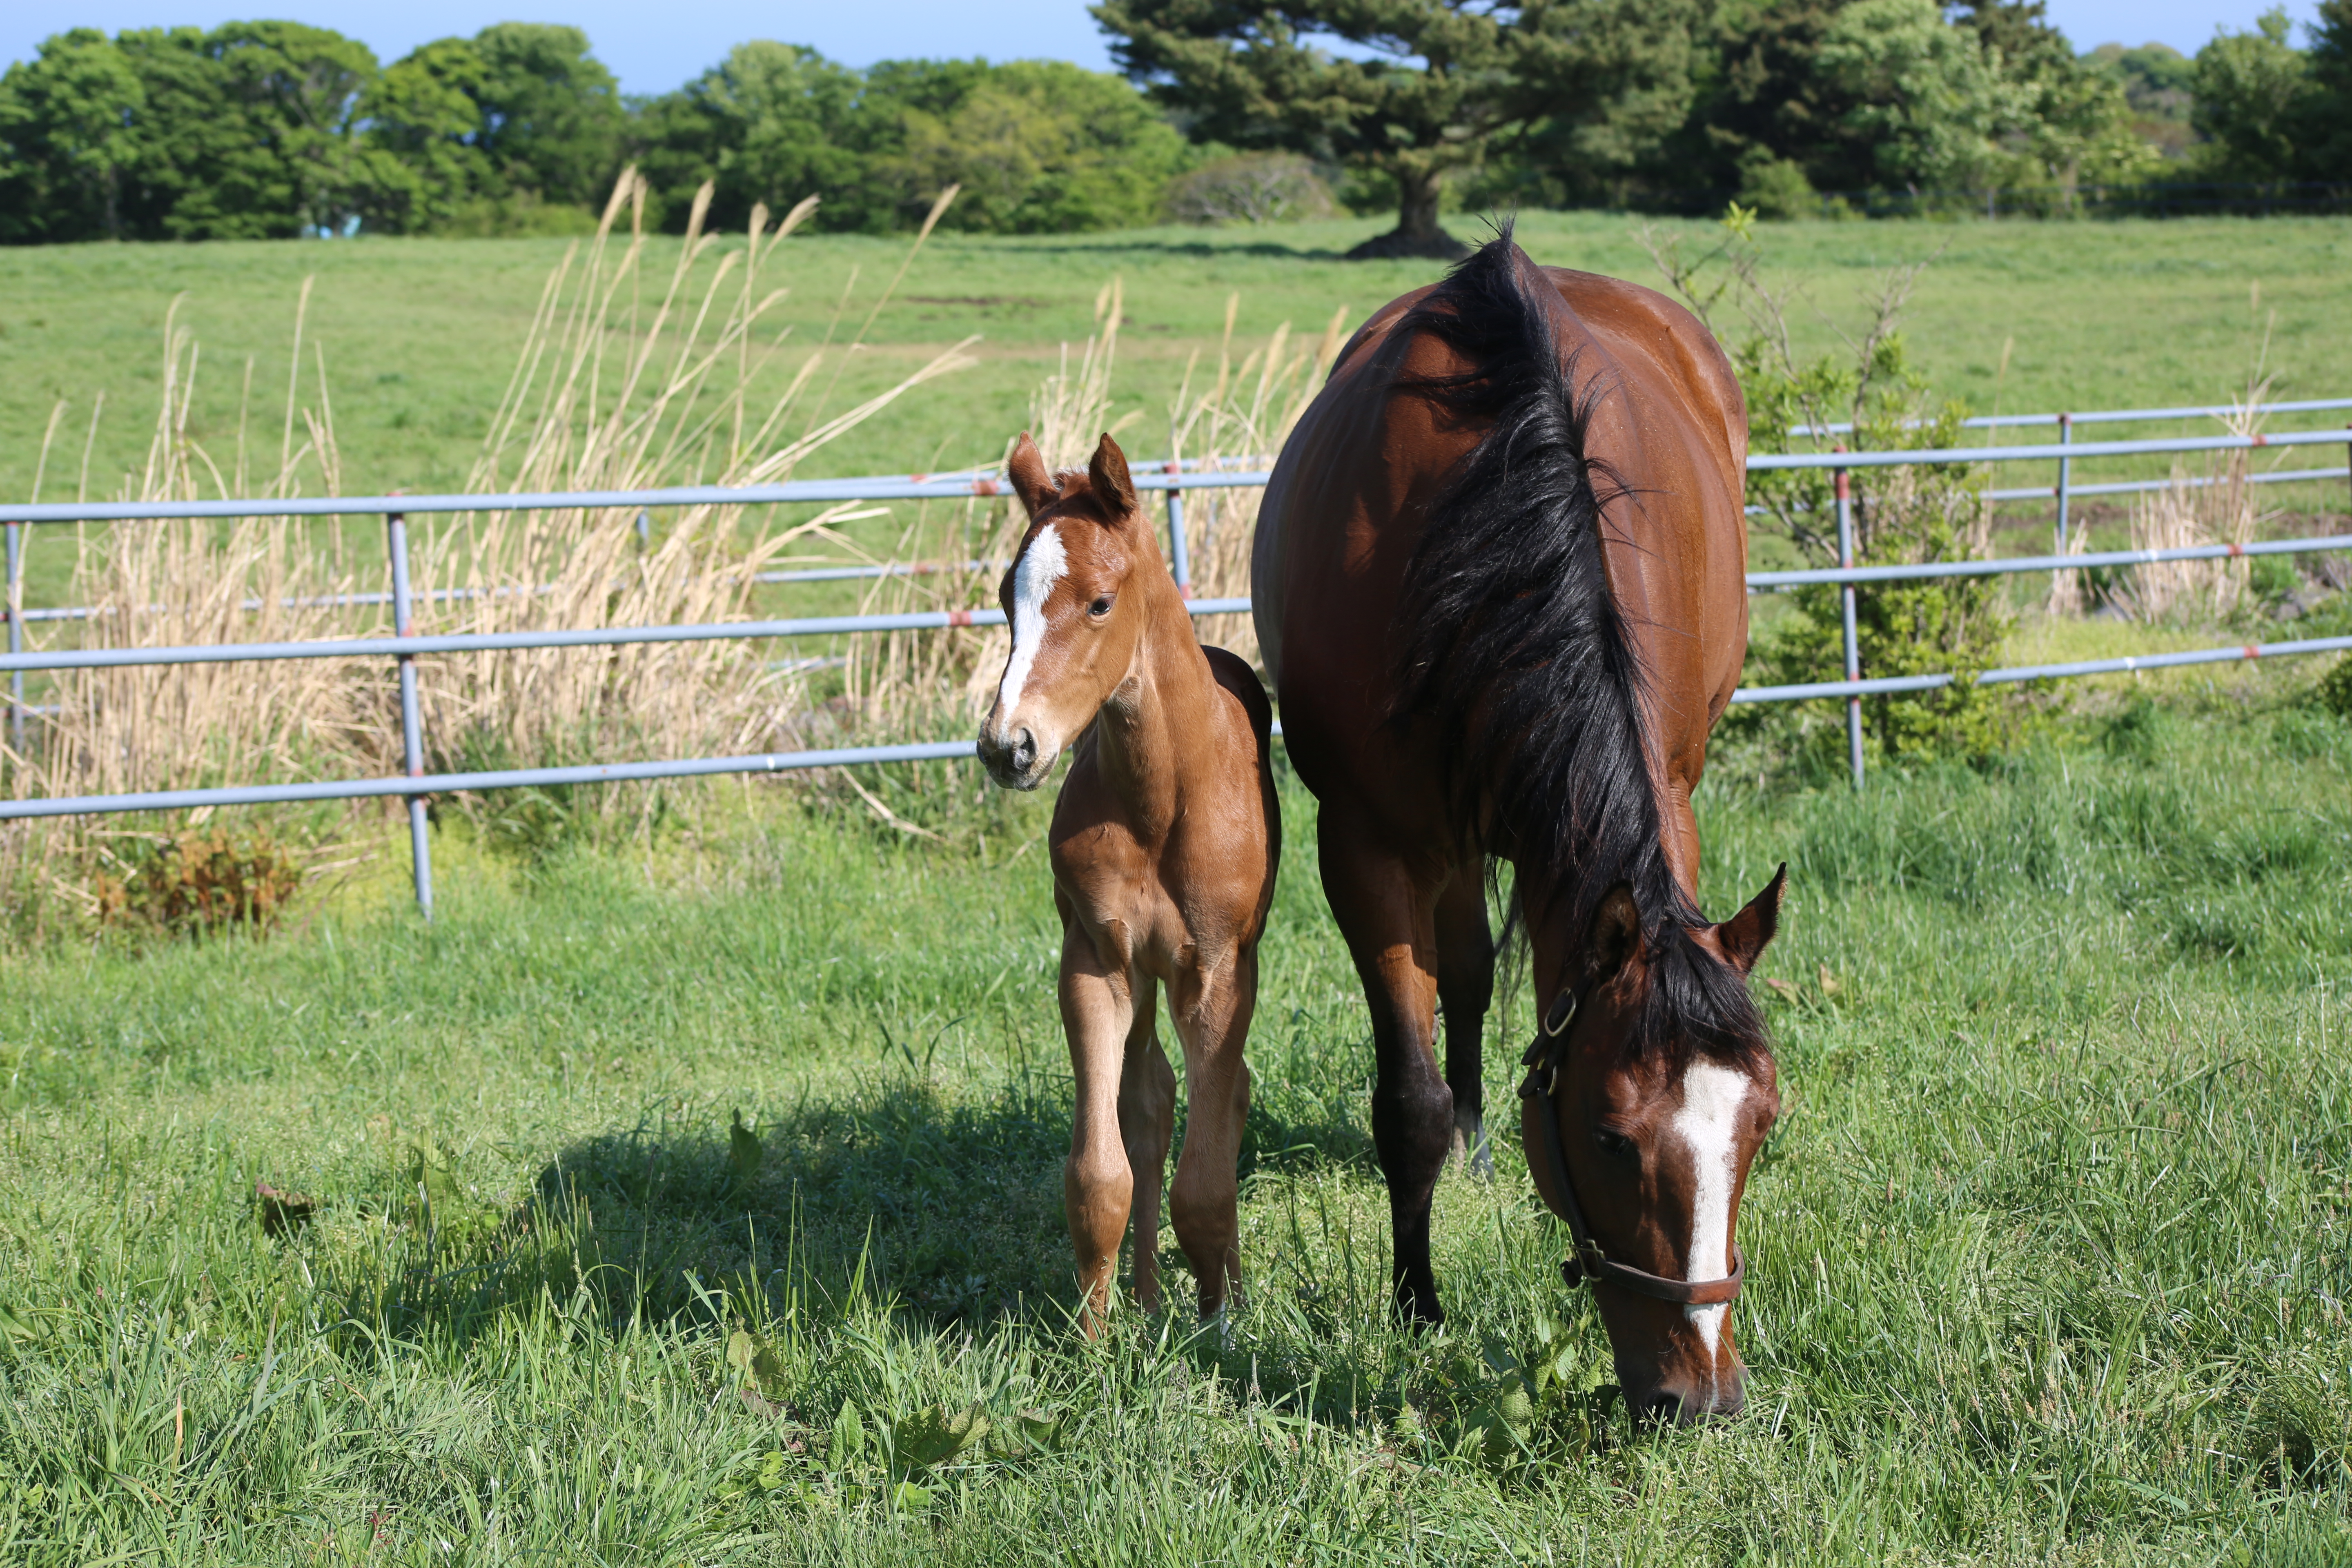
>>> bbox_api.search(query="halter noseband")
[1517,986,1746,1307]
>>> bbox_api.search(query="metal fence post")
[2054,412,2074,557]
[1835,454,1864,791]
[1163,463,1192,597]
[4,518,21,759]
[386,509,433,918]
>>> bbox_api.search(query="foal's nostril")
[1012,728,1037,772]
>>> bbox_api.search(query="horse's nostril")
[1635,1390,1686,1427]
[1013,729,1036,770]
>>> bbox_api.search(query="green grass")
[4,212,2348,614]
[5,658,2352,1563]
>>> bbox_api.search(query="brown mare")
[1252,228,1786,1423]
[978,432,1280,1332]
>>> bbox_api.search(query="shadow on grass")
[320,1028,1377,1356]
[526,1053,1378,1330]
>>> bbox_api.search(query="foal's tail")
[1387,225,1677,946]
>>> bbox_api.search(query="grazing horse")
[1252,228,1786,1422]
[978,432,1280,1332]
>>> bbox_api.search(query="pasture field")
[2,212,2349,615]
[4,658,2352,1564]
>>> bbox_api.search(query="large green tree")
[0,29,146,241]
[467,24,628,208]
[1093,0,1567,257]
[0,22,399,242]
[2192,7,2315,182]
[633,42,865,231]
[864,59,1195,233]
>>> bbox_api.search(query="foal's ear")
[1088,433,1137,518]
[1007,433,1057,519]
[1586,882,1643,984]
[1716,862,1787,976]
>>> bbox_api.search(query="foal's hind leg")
[1435,869,1496,1180]
[1117,976,1177,1315]
[1318,811,1452,1326]
[1167,945,1256,1320]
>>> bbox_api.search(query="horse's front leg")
[1318,810,1450,1326]
[1167,944,1256,1320]
[1059,916,1139,1336]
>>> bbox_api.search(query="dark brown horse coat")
[1253,231,1784,1421]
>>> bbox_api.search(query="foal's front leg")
[1060,917,1145,1336]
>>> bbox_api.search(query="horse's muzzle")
[976,721,1045,790]
[1629,1370,1746,1427]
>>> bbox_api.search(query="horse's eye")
[1594,1128,1637,1160]
[1088,596,1114,617]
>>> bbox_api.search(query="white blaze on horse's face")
[997,522,1068,716]
[1671,1060,1749,1361]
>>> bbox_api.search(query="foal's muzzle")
[976,722,1045,789]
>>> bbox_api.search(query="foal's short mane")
[1390,225,1765,1067]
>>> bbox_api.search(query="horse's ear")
[1088,432,1137,519]
[1007,433,1057,519]
[1586,882,1642,984]
[1716,863,1786,976]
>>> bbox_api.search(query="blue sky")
[6,0,2328,95]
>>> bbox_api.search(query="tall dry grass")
[407,173,973,796]
[2,173,973,922]
[2113,396,2270,622]
[2,291,391,922]
[839,285,1347,731]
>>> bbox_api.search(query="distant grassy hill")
[2,211,2345,608]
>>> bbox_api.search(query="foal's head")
[976,432,1163,791]
[1521,869,1786,1425]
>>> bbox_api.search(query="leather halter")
[1517,987,1746,1307]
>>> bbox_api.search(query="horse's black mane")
[1390,222,1766,1066]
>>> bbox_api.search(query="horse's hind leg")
[1435,868,1496,1180]
[1118,976,1177,1316]
[1167,946,1256,1320]
[1318,811,1452,1326]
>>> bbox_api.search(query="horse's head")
[1521,866,1786,1425]
[977,431,1157,791]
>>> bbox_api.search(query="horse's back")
[1253,254,1749,816]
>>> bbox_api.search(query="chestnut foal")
[977,432,1279,1332]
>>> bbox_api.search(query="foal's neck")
[1090,573,1218,839]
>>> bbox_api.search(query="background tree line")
[0,3,2344,247]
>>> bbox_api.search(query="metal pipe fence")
[6,408,2352,907]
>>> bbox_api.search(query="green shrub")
[2316,653,2352,721]
[92,829,303,938]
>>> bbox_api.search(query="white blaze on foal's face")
[1670,1059,1750,1359]
[996,522,1068,717]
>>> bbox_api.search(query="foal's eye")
[1594,1128,1637,1160]
[1088,596,1114,618]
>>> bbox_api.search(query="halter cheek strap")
[1517,989,1746,1308]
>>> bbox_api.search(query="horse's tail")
[1388,224,1677,947]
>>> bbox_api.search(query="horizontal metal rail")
[0,597,1258,674]
[4,423,2341,530]
[0,470,1276,527]
[11,627,2348,822]
[1980,464,2348,504]
[1795,395,2352,437]
[1732,634,2352,703]
[1750,532,2352,589]
[0,740,984,821]
[1748,427,2347,472]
